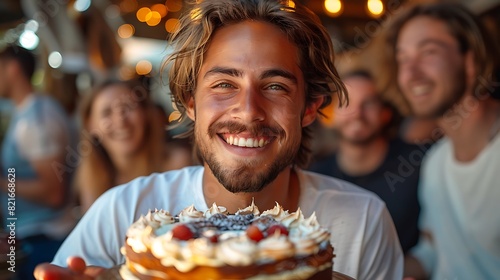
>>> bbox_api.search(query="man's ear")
[301,96,324,127]
[186,97,195,121]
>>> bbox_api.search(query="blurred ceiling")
[1,0,499,116]
[1,0,500,49]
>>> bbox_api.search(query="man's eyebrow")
[417,38,452,49]
[260,69,298,84]
[203,67,298,84]
[397,38,453,54]
[204,67,242,79]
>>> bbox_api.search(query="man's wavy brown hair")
[164,0,348,167]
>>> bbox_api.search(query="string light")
[367,0,384,17]
[324,0,343,17]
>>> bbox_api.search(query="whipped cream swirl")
[216,236,258,266]
[178,205,204,222]
[281,208,305,228]
[146,209,175,228]
[235,199,260,216]
[297,212,330,244]
[260,202,289,220]
[257,232,295,261]
[204,202,228,218]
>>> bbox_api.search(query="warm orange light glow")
[367,0,384,17]
[151,4,167,18]
[190,8,201,20]
[117,24,135,38]
[165,18,180,33]
[136,60,152,75]
[324,0,342,16]
[136,7,151,22]
[318,99,338,128]
[146,11,162,26]
[165,0,182,12]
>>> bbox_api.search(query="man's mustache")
[208,121,285,138]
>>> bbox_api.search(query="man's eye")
[421,48,438,56]
[267,84,286,91]
[213,83,233,89]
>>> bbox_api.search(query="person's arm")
[0,106,72,208]
[1,155,67,208]
[358,203,404,280]
[404,230,435,280]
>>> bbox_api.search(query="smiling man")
[387,2,500,279]
[34,1,403,279]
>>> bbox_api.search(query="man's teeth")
[411,85,431,96]
[226,136,269,147]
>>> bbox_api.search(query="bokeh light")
[324,0,342,16]
[151,4,168,18]
[165,18,180,33]
[146,11,162,26]
[136,60,152,75]
[19,30,39,50]
[136,7,151,22]
[367,0,384,17]
[118,24,135,38]
[48,52,63,69]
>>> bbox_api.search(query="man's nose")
[231,86,266,123]
[401,56,424,78]
[111,108,128,126]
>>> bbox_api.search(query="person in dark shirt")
[309,70,424,254]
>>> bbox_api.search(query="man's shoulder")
[298,171,387,235]
[299,169,385,205]
[422,138,450,164]
[106,166,204,198]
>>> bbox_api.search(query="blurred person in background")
[309,69,421,255]
[74,79,192,213]
[387,2,500,279]
[0,44,77,279]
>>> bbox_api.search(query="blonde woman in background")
[74,79,192,213]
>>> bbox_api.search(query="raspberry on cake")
[120,201,334,279]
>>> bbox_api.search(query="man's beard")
[411,68,467,119]
[196,121,298,193]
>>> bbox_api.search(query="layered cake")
[120,201,334,279]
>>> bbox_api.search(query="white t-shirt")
[411,133,500,279]
[53,167,403,279]
[14,94,69,160]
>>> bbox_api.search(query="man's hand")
[34,257,105,280]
